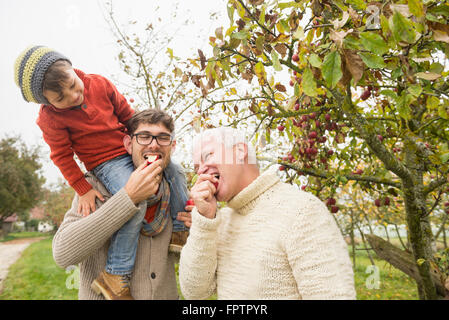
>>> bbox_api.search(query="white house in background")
[38,221,54,233]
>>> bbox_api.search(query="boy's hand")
[78,188,105,217]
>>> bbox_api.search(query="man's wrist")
[123,185,139,205]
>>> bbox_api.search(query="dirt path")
[0,237,48,293]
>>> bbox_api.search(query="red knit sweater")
[36,69,135,195]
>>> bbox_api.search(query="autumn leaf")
[254,61,267,85]
[275,83,287,92]
[342,49,365,85]
[199,49,207,71]
[415,72,442,81]
[330,29,353,48]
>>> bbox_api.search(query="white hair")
[192,127,258,165]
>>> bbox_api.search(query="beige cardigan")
[179,169,356,300]
[52,173,179,300]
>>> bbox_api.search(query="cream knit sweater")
[179,169,356,300]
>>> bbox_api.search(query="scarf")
[141,177,170,237]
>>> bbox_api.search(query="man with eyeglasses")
[53,109,192,300]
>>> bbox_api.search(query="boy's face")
[43,68,84,109]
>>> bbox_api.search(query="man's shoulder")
[268,181,328,216]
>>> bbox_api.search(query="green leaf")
[426,96,440,110]
[322,51,342,89]
[391,11,416,44]
[428,4,449,17]
[417,258,426,266]
[302,68,318,97]
[396,93,413,120]
[359,32,389,55]
[279,2,301,10]
[391,67,403,79]
[358,52,386,69]
[259,5,266,25]
[380,90,398,100]
[294,82,300,97]
[271,50,282,71]
[343,35,362,50]
[407,85,422,98]
[227,5,235,24]
[438,104,449,120]
[308,54,322,68]
[380,15,390,37]
[232,31,250,40]
[440,152,449,163]
[408,0,424,17]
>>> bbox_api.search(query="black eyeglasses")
[132,132,173,146]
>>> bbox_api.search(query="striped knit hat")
[14,46,71,104]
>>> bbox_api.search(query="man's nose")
[148,137,160,149]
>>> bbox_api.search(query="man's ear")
[170,139,177,155]
[235,142,248,164]
[123,135,133,155]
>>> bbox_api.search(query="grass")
[0,231,48,243]
[350,246,418,300]
[0,237,78,300]
[0,236,420,300]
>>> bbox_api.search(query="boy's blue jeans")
[92,154,189,275]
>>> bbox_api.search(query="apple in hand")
[145,154,160,166]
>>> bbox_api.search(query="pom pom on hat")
[14,45,71,104]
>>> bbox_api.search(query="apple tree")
[191,0,449,299]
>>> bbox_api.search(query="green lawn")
[0,237,78,300]
[0,236,419,300]
[0,231,47,243]
[350,247,418,300]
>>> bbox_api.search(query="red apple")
[292,54,299,62]
[309,131,318,139]
[326,198,336,206]
[361,90,371,101]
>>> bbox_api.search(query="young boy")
[14,45,189,299]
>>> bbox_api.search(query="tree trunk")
[365,234,446,298]
[400,136,439,299]
[350,209,356,268]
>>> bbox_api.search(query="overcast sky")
[0,0,227,187]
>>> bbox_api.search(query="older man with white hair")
[178,127,356,300]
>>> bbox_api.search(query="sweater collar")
[227,168,280,215]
